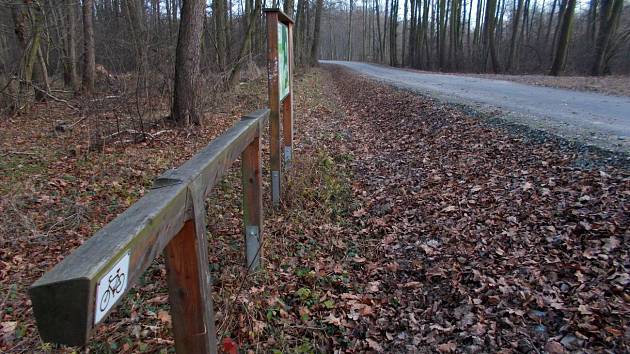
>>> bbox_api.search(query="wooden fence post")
[266,10,282,207]
[242,116,263,269]
[164,191,217,354]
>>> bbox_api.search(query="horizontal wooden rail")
[29,109,269,350]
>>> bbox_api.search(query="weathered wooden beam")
[29,109,269,346]
[262,8,295,24]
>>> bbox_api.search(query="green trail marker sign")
[278,22,290,100]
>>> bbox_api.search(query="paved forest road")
[323,60,630,154]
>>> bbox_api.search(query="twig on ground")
[67,116,87,129]
[13,78,80,112]
[0,150,37,157]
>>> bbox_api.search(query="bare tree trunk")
[214,0,228,70]
[437,0,446,70]
[382,0,388,62]
[408,0,416,65]
[295,0,306,64]
[347,0,354,61]
[473,0,484,66]
[421,0,430,68]
[551,0,567,58]
[11,4,33,107]
[544,0,557,52]
[591,0,623,75]
[390,0,399,66]
[549,0,575,75]
[375,0,383,61]
[506,0,524,72]
[402,0,409,66]
[363,0,368,61]
[171,0,205,125]
[587,0,598,45]
[483,0,501,72]
[125,0,149,97]
[311,0,324,65]
[228,0,262,86]
[449,0,461,70]
[536,0,546,42]
[64,0,80,92]
[82,0,96,94]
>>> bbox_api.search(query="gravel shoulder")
[459,73,630,97]
[322,61,630,155]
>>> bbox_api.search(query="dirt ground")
[1,67,628,353]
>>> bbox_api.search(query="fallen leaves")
[324,66,629,352]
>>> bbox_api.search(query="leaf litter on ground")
[1,66,628,353]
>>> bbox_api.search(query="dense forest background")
[321,0,630,74]
[0,0,628,116]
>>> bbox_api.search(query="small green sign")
[278,22,290,100]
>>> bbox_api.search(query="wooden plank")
[266,11,282,207]
[262,8,295,24]
[164,193,216,354]
[241,116,263,269]
[29,109,269,346]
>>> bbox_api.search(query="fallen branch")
[32,84,79,112]
[67,116,87,129]
[12,77,80,112]
[0,150,37,157]
[99,129,172,147]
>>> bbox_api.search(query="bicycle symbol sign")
[94,251,130,324]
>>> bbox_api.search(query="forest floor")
[1,66,629,353]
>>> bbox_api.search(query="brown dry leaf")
[323,313,343,327]
[544,341,567,354]
[366,338,384,352]
[442,205,457,213]
[603,237,620,252]
[437,341,457,353]
[157,310,172,326]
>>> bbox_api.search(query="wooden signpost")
[264,8,294,207]
[29,109,269,353]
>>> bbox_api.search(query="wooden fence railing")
[29,109,269,353]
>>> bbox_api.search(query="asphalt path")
[323,60,630,154]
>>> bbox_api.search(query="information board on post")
[265,8,294,207]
